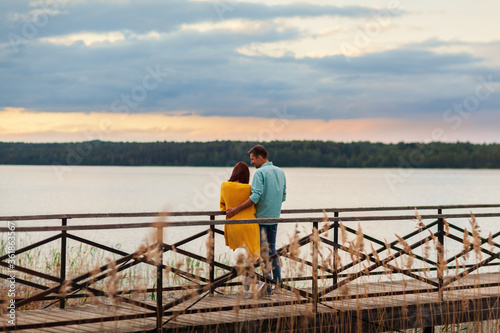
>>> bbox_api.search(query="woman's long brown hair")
[228,162,250,184]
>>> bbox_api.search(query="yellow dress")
[220,181,260,257]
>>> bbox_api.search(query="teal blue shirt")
[249,162,287,224]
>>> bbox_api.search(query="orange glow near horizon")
[0,107,498,143]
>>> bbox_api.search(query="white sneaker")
[256,281,266,298]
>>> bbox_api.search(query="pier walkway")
[2,205,500,332]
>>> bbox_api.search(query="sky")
[1,0,500,143]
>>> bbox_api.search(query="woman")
[220,162,260,258]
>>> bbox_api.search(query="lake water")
[3,165,500,215]
[2,165,500,259]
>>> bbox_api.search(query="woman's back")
[220,181,256,219]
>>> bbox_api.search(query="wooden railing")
[2,204,500,332]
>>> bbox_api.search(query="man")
[226,145,287,295]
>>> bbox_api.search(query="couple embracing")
[219,145,287,296]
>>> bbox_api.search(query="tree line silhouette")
[1,140,499,168]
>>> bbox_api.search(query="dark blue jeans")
[259,224,281,291]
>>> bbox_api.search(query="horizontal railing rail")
[2,203,500,221]
[2,213,500,233]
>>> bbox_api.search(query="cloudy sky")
[1,0,499,143]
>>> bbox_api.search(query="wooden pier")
[2,205,500,332]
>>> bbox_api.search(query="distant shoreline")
[1,140,499,168]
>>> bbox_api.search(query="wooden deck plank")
[10,312,79,331]
[17,306,157,333]
[12,311,51,325]
[19,308,106,333]
[19,327,64,333]
[27,329,59,333]
[73,304,154,332]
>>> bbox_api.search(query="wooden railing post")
[156,224,164,332]
[312,221,319,313]
[59,218,67,309]
[209,215,215,296]
[437,208,444,301]
[333,211,339,287]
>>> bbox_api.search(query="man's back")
[249,161,287,221]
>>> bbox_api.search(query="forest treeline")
[1,140,499,168]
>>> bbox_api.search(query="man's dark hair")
[248,145,268,159]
